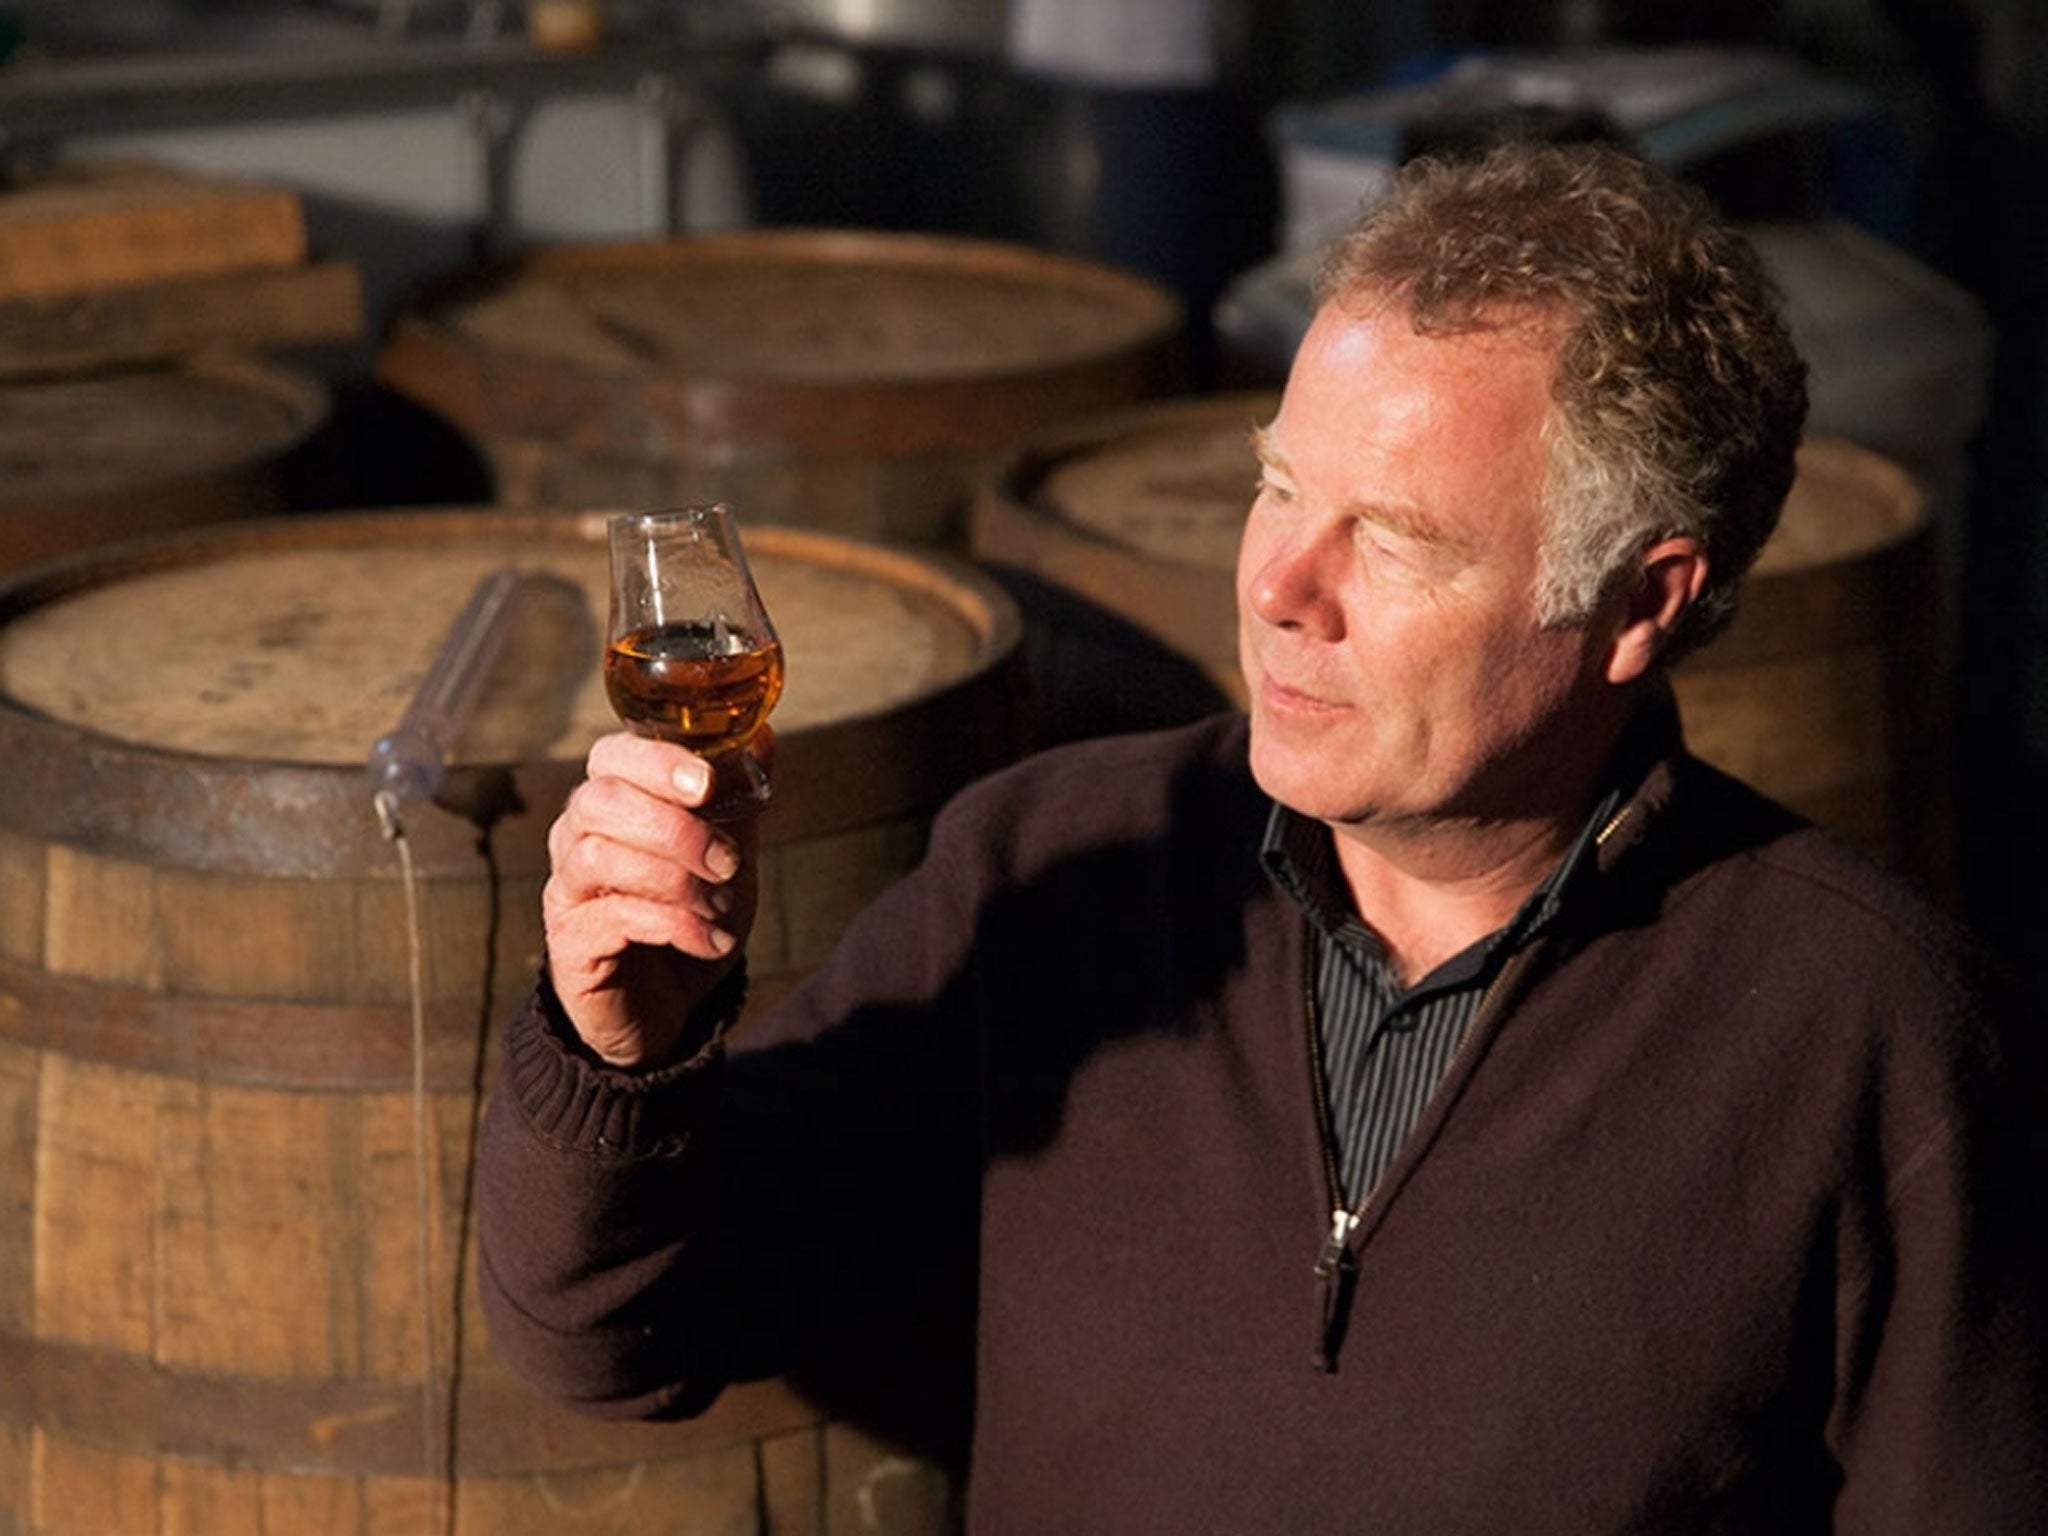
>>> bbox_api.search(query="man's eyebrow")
[1351,495,1465,555]
[1249,423,1467,556]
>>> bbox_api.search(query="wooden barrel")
[375,229,1184,548]
[0,355,327,579]
[0,508,1024,1533]
[975,403,1948,889]
[1670,437,1950,895]
[972,391,1272,745]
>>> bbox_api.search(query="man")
[479,142,2048,1531]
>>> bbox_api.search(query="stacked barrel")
[0,160,362,577]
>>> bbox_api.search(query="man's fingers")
[550,774,744,890]
[545,884,738,969]
[585,730,717,809]
[537,729,765,1058]
[545,828,735,915]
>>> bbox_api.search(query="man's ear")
[1605,537,1708,685]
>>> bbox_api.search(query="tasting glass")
[605,504,783,819]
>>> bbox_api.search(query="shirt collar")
[1259,784,1619,991]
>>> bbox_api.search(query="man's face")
[1237,296,1618,834]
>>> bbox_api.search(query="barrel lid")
[0,356,327,509]
[378,230,1186,462]
[0,519,976,764]
[430,228,1181,385]
[0,509,1023,874]
[1035,394,1274,572]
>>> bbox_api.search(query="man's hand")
[542,730,769,1066]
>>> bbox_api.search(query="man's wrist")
[508,960,748,1158]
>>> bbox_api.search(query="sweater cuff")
[502,962,747,1161]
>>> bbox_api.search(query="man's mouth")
[1256,670,1346,715]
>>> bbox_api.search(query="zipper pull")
[1312,1207,1359,1372]
[1315,1207,1358,1277]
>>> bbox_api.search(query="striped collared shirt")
[1260,795,1614,1210]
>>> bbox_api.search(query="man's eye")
[1355,522,1397,557]
[1356,523,1424,575]
[1257,477,1295,504]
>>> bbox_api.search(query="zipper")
[1594,801,1633,851]
[1303,924,1520,1371]
[1301,934,1348,1242]
[1301,941,1357,1370]
[1301,793,1640,1367]
[1310,950,1359,1368]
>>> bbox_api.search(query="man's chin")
[1248,731,1340,820]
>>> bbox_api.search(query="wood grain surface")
[0,260,363,380]
[0,162,307,302]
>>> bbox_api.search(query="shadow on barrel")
[982,560,1238,750]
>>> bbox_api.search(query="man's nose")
[1245,522,1346,641]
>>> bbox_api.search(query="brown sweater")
[478,713,2048,1533]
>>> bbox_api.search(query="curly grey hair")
[1315,140,1809,664]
